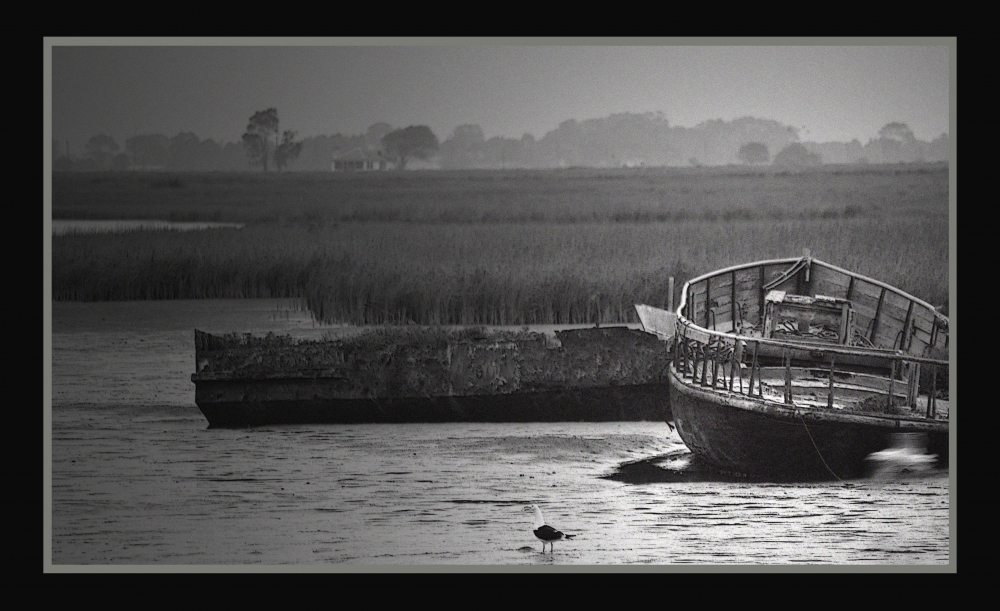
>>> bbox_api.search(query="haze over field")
[48,41,952,170]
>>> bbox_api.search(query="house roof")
[332,148,385,162]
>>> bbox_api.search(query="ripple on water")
[51,304,950,566]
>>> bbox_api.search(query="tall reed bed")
[52,216,949,323]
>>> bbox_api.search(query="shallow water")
[51,219,245,235]
[47,299,952,567]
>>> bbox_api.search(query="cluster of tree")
[241,108,304,171]
[435,115,947,169]
[799,123,949,165]
[53,111,948,172]
[52,110,442,173]
[53,132,251,172]
[734,141,822,167]
[434,114,803,169]
[734,123,949,167]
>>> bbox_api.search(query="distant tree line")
[53,113,948,172]
[53,132,251,172]
[434,115,947,169]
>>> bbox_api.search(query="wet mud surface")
[48,299,952,566]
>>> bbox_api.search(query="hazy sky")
[48,40,951,153]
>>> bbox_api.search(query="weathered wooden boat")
[191,325,673,428]
[636,251,949,480]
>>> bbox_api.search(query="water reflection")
[606,443,947,485]
[864,433,939,479]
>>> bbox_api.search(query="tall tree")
[382,125,439,169]
[274,130,303,170]
[440,124,485,169]
[873,121,921,163]
[242,108,280,171]
[772,143,822,167]
[737,142,769,164]
[878,122,915,142]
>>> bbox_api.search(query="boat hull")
[195,379,671,428]
[668,366,947,480]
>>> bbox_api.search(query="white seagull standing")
[523,504,575,553]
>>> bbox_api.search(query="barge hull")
[196,380,670,428]
[192,325,674,427]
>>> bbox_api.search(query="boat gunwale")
[673,255,949,367]
[667,364,947,432]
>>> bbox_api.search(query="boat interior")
[668,253,949,419]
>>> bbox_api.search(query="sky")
[48,40,952,155]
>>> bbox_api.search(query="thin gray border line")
[948,35,956,571]
[44,36,956,574]
[44,36,954,46]
[43,40,53,571]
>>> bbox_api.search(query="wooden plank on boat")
[708,288,734,324]
[869,287,887,343]
[760,382,910,406]
[879,293,911,327]
[811,265,852,294]
[678,323,713,345]
[872,295,911,349]
[634,304,676,340]
[874,326,905,351]
[730,270,737,333]
[759,266,767,321]
[910,307,936,343]
[712,312,734,330]
[688,280,707,322]
[704,278,712,328]
[712,320,737,333]
[763,263,801,294]
[907,333,930,357]
[852,279,884,300]
[671,368,946,431]
[811,280,849,300]
[755,367,907,393]
[734,286,758,303]
[753,342,901,369]
[734,268,759,291]
[709,292,733,309]
[711,271,734,287]
[851,292,880,313]
[851,298,878,335]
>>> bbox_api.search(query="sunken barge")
[192,325,673,428]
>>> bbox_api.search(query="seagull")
[523,504,575,553]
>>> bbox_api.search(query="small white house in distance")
[331,148,393,171]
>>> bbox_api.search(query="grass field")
[51,164,951,325]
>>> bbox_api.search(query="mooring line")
[797,411,844,482]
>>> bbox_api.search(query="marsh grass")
[53,216,949,324]
[51,165,949,324]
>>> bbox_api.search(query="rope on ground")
[797,411,844,481]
